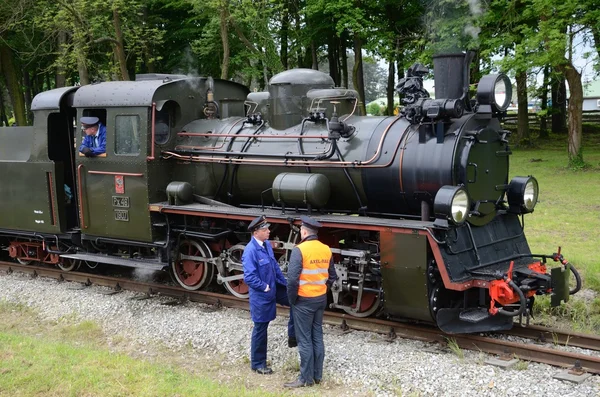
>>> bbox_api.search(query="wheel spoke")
[172,239,214,291]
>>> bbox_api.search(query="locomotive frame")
[0,53,579,333]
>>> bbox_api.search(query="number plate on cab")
[112,196,130,208]
[114,210,129,221]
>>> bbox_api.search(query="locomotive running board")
[60,253,166,270]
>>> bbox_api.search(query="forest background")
[0,0,599,167]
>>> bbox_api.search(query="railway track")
[1,260,599,375]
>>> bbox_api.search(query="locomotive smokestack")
[432,51,475,104]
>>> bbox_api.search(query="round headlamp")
[476,74,512,112]
[434,186,470,226]
[507,176,539,213]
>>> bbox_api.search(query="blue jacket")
[243,238,287,322]
[79,123,107,156]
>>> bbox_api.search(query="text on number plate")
[114,210,129,221]
[112,196,130,208]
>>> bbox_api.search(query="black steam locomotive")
[0,52,579,333]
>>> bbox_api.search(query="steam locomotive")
[0,52,579,333]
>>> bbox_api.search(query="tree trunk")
[539,65,549,139]
[56,31,67,87]
[141,6,155,73]
[557,62,583,165]
[0,86,9,126]
[219,1,230,79]
[23,71,33,124]
[386,60,395,116]
[551,71,567,134]
[516,70,530,145]
[280,4,289,69]
[352,35,366,116]
[328,35,340,86]
[340,31,348,88]
[0,43,27,126]
[74,28,90,86]
[261,49,269,88]
[112,9,130,81]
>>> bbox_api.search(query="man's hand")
[264,284,271,292]
[81,147,92,157]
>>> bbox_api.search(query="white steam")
[464,0,483,40]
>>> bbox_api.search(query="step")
[458,308,491,323]
[61,253,166,270]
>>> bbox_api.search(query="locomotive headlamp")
[476,74,512,113]
[433,186,470,227]
[507,176,539,213]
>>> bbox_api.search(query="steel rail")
[500,324,600,351]
[1,261,599,374]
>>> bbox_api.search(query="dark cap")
[300,215,322,230]
[248,215,270,232]
[80,116,99,127]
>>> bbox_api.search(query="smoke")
[426,0,486,53]
[132,268,160,283]
[173,46,205,92]
[464,0,483,40]
[466,0,482,15]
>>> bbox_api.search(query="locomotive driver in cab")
[242,215,296,375]
[285,215,336,388]
[79,116,106,157]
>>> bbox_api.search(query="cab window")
[154,108,171,145]
[115,115,140,155]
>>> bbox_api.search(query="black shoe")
[314,379,321,385]
[252,367,273,375]
[288,336,297,348]
[284,378,313,388]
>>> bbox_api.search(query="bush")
[367,102,385,116]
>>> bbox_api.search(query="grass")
[445,337,464,360]
[508,127,600,332]
[509,130,600,287]
[0,300,282,397]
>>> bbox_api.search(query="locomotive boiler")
[0,52,579,333]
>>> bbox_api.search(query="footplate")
[458,308,490,323]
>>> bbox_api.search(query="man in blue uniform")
[242,215,296,375]
[79,116,106,157]
[284,215,336,388]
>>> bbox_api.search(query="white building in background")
[583,80,600,111]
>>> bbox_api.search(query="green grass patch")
[509,131,600,289]
[0,300,280,397]
[509,129,600,332]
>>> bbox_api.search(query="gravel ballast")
[0,272,598,396]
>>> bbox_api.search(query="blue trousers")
[251,284,295,369]
[291,294,327,383]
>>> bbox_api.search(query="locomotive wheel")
[172,239,215,291]
[58,258,81,272]
[222,244,249,299]
[342,291,381,318]
[16,258,33,265]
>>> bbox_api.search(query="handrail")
[47,172,56,226]
[177,132,330,139]
[147,102,156,161]
[87,171,143,177]
[163,116,407,168]
[77,164,87,229]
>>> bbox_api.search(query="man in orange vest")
[284,215,336,388]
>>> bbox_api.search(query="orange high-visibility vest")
[297,239,332,297]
